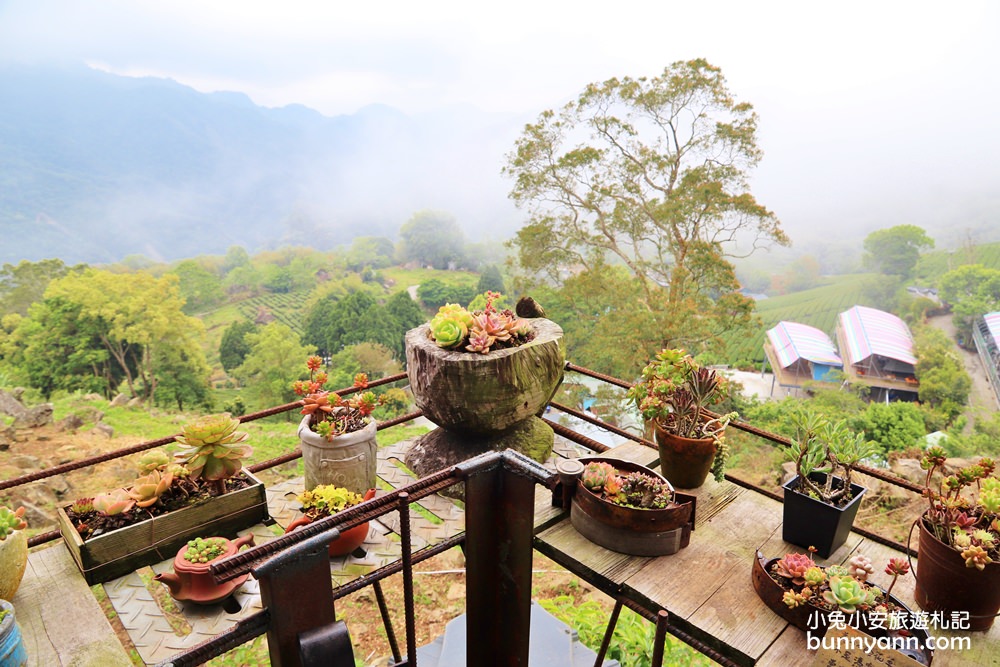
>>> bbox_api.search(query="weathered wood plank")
[12,543,132,666]
[533,519,651,596]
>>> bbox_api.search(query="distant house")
[836,305,919,400]
[763,321,843,395]
[972,312,1000,409]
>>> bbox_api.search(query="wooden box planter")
[782,472,865,558]
[57,470,269,585]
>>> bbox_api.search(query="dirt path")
[926,314,998,428]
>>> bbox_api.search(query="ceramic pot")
[0,530,28,601]
[782,473,866,558]
[285,488,376,557]
[298,415,377,495]
[914,516,1000,631]
[0,599,28,667]
[154,533,254,604]
[653,420,716,489]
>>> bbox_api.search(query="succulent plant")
[136,448,171,475]
[884,557,910,597]
[774,553,816,585]
[822,575,879,613]
[182,537,227,564]
[921,448,1000,567]
[847,554,874,582]
[802,566,827,588]
[292,359,384,441]
[175,413,252,494]
[425,292,532,355]
[581,462,616,492]
[0,505,27,541]
[616,471,672,510]
[93,489,136,516]
[297,485,364,517]
[781,410,880,506]
[70,498,95,515]
[127,470,174,508]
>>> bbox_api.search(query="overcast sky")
[2,0,998,249]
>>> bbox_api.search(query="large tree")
[503,59,787,357]
[862,225,934,278]
[9,269,208,401]
[396,210,466,269]
[235,322,316,414]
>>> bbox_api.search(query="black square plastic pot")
[782,473,866,558]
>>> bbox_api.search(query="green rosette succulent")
[429,314,468,349]
[175,413,252,493]
[822,575,878,612]
[0,506,27,541]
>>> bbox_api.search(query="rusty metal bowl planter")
[752,552,933,665]
[565,457,696,557]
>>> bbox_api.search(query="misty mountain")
[0,64,526,264]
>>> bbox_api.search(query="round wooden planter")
[284,488,376,558]
[914,516,1000,631]
[298,415,377,495]
[751,552,933,665]
[653,420,717,489]
[568,457,694,556]
[154,534,255,605]
[404,318,565,435]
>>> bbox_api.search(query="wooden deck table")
[533,441,1000,666]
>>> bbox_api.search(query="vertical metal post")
[593,599,623,667]
[464,462,535,667]
[651,610,670,667]
[254,529,339,667]
[398,492,417,666]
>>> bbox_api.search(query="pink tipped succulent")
[93,489,136,516]
[465,330,496,354]
[581,462,616,492]
[775,553,816,585]
[848,554,875,582]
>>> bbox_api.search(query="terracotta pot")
[782,473,866,558]
[567,458,695,556]
[653,420,716,489]
[751,552,933,665]
[298,415,377,495]
[0,529,28,601]
[154,533,254,604]
[285,488,376,557]
[914,516,1000,631]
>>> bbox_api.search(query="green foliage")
[416,278,477,310]
[183,537,227,564]
[504,59,787,358]
[346,236,395,271]
[219,320,258,373]
[397,210,467,269]
[476,264,506,294]
[0,258,79,316]
[938,264,1000,347]
[913,324,971,423]
[301,291,407,359]
[384,290,425,332]
[540,596,711,667]
[862,225,934,278]
[235,322,316,413]
[170,259,225,314]
[848,402,927,454]
[5,268,209,402]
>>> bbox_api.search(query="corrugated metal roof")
[765,321,843,369]
[985,312,1000,348]
[838,305,917,366]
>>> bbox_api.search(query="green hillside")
[723,274,878,365]
[914,241,1000,284]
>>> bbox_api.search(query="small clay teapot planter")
[154,533,255,605]
[285,487,377,557]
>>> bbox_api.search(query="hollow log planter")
[57,470,269,585]
[404,318,565,478]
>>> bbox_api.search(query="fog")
[1,1,998,263]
